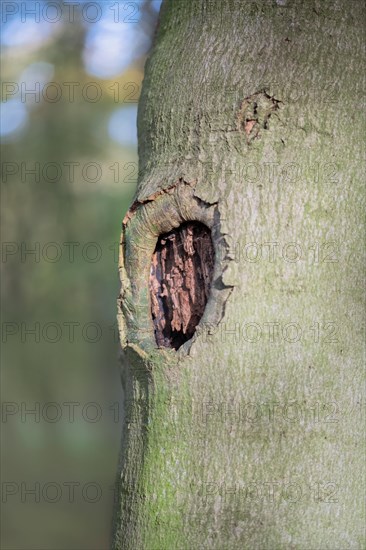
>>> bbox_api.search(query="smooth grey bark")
[113,0,365,548]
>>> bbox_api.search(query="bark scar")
[237,90,281,143]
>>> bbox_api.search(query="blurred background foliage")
[1,1,162,548]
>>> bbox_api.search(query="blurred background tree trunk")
[113,0,365,548]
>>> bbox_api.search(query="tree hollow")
[149,221,215,350]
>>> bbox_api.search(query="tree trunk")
[113,0,365,548]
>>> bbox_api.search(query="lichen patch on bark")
[149,221,215,350]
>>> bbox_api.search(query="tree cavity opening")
[149,221,215,350]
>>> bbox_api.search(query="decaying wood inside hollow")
[150,221,215,350]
